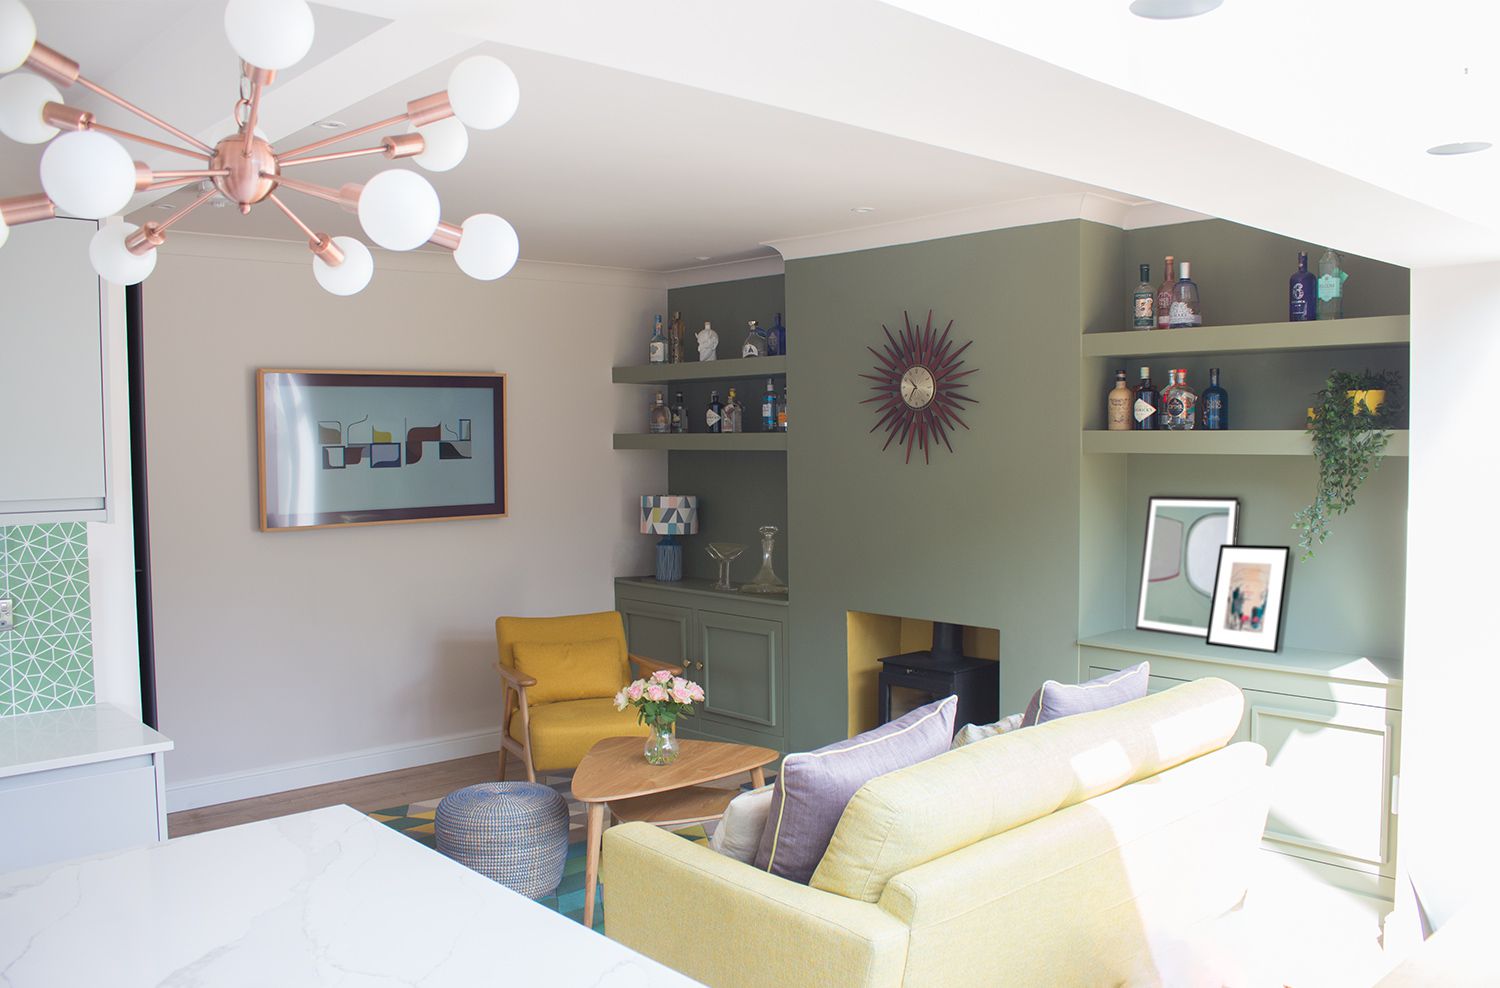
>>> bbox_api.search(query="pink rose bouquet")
[614,669,705,731]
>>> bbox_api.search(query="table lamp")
[641,495,699,582]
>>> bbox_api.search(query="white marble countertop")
[0,703,172,779]
[0,804,702,987]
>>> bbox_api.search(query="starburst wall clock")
[860,310,978,464]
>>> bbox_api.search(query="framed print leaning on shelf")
[1207,545,1291,652]
[1136,496,1240,637]
[258,369,506,531]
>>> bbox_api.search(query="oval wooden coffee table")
[572,736,778,928]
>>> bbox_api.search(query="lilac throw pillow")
[753,695,957,884]
[1021,662,1150,727]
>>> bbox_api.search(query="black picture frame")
[1205,545,1292,653]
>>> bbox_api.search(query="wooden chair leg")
[516,692,537,783]
[498,685,515,780]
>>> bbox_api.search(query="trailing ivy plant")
[1293,368,1403,559]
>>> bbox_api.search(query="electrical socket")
[0,598,11,632]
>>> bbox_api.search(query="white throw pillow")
[950,712,1024,749]
[708,783,776,863]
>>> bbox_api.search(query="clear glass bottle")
[761,378,776,432]
[1202,368,1228,430]
[1133,366,1158,431]
[649,315,667,364]
[1107,369,1132,431]
[671,391,687,433]
[1155,255,1176,330]
[741,525,787,594]
[777,386,788,432]
[1132,264,1154,329]
[1317,249,1346,320]
[1289,251,1315,321]
[1162,368,1198,430]
[648,390,670,434]
[768,313,786,356]
[742,320,769,358]
[668,311,685,364]
[705,389,723,433]
[1169,261,1202,328]
[1157,369,1178,429]
[722,387,742,432]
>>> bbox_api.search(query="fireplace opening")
[846,612,999,735]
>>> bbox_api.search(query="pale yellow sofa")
[601,677,1269,987]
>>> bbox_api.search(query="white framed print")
[1206,545,1291,652]
[1136,496,1240,637]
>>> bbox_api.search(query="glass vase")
[644,724,678,765]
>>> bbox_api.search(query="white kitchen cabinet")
[0,218,109,521]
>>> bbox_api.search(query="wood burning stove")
[876,621,999,733]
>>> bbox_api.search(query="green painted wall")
[785,222,1088,751]
[1,523,93,716]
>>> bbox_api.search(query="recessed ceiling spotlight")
[850,206,875,214]
[1427,141,1492,156]
[695,255,712,261]
[317,120,347,130]
[153,201,176,210]
[1129,0,1223,18]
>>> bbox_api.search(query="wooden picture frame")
[1206,545,1291,653]
[257,369,506,532]
[1136,496,1240,637]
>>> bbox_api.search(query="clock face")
[860,310,977,464]
[901,366,935,409]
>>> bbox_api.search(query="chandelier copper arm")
[0,193,56,226]
[40,103,208,161]
[265,193,343,266]
[276,133,425,169]
[124,186,220,255]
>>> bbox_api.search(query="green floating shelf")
[613,433,787,451]
[1082,429,1409,457]
[1081,315,1410,359]
[612,356,788,386]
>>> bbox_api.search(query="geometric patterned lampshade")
[641,495,699,535]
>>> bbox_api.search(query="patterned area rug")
[369,772,710,933]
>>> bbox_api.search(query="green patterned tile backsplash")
[1,523,93,716]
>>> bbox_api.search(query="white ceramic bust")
[696,323,719,362]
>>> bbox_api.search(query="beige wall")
[147,234,665,810]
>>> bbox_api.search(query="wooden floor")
[168,752,520,838]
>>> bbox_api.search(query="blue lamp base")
[655,534,684,582]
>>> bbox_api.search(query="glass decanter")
[741,525,787,594]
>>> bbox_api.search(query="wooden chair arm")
[496,664,538,689]
[629,653,685,677]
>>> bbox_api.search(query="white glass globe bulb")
[0,211,8,251]
[356,169,440,251]
[41,131,136,218]
[313,236,373,296]
[0,0,36,74]
[0,71,59,144]
[454,213,518,281]
[410,117,468,172]
[447,55,519,131]
[88,223,156,285]
[224,0,313,71]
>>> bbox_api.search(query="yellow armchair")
[495,611,683,782]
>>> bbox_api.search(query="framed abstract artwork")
[1136,496,1240,637]
[1207,545,1291,653]
[257,369,505,531]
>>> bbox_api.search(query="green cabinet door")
[619,598,692,671]
[697,609,783,732]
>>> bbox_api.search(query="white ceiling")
[8,0,1500,271]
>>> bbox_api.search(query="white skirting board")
[165,729,502,813]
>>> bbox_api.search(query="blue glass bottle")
[1202,367,1229,430]
[1289,251,1316,321]
[768,312,786,356]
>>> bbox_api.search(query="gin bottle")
[722,388,742,432]
[1107,370,1132,431]
[1202,368,1228,430]
[1132,367,1159,431]
[1317,249,1347,320]
[1132,264,1154,329]
[1169,261,1202,328]
[1155,255,1176,330]
[668,311,685,364]
[649,315,667,364]
[742,320,769,358]
[761,379,776,431]
[1162,369,1198,430]
[706,390,723,433]
[777,387,788,432]
[671,391,687,433]
[1157,369,1177,429]
[648,391,670,434]
[1289,251,1316,321]
[768,313,786,356]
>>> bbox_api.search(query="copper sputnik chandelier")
[0,0,521,295]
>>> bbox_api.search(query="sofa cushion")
[754,696,957,884]
[810,677,1244,902]
[1021,662,1150,727]
[951,712,1024,749]
[508,696,648,771]
[512,637,627,705]
[709,784,776,863]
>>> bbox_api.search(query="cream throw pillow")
[951,712,1024,749]
[708,784,776,863]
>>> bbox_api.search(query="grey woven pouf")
[435,782,570,899]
